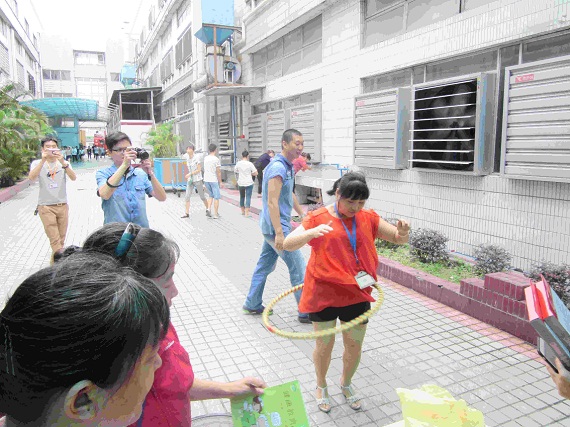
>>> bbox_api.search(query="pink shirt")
[129,323,195,427]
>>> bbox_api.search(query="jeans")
[239,184,254,208]
[244,234,307,316]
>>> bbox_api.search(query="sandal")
[180,214,189,218]
[340,384,362,410]
[316,386,331,413]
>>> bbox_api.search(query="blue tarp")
[21,97,99,121]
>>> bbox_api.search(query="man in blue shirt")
[96,132,167,227]
[243,129,309,323]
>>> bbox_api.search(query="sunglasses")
[115,223,139,257]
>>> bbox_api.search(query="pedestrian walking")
[282,171,410,413]
[71,146,78,162]
[87,146,92,160]
[74,222,267,427]
[253,149,275,198]
[242,129,310,323]
[0,251,169,426]
[181,144,208,218]
[27,137,76,260]
[96,132,167,227]
[234,150,258,217]
[203,143,223,219]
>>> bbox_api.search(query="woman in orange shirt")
[283,171,410,413]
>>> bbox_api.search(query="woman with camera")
[96,132,167,227]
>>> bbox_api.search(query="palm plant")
[145,122,180,158]
[0,82,54,187]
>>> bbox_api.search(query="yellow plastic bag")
[395,384,485,427]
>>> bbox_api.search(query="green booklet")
[230,380,309,427]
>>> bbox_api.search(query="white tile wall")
[239,0,570,270]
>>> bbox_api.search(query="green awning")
[20,97,102,121]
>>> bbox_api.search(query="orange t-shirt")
[299,207,380,313]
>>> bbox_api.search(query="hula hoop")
[262,283,384,340]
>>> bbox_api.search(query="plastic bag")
[395,384,485,427]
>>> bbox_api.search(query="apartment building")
[0,0,41,98]
[136,0,569,270]
[40,33,126,142]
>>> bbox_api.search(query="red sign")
[356,100,366,107]
[515,74,535,83]
[291,111,298,117]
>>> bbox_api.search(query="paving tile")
[1,164,568,426]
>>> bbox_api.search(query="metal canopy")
[21,98,101,121]
[201,85,264,97]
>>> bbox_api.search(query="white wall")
[239,0,570,270]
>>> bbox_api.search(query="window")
[42,69,71,80]
[176,89,193,115]
[0,18,8,37]
[24,19,29,36]
[460,0,495,12]
[177,0,190,27]
[0,43,9,73]
[160,24,171,50]
[363,0,460,47]
[33,35,37,48]
[74,50,105,65]
[16,39,23,56]
[252,15,322,84]
[49,117,75,128]
[28,72,35,95]
[76,77,108,106]
[521,32,570,64]
[175,27,192,68]
[148,7,155,30]
[16,61,24,85]
[44,92,73,98]
[253,90,322,114]
[160,50,173,81]
[110,72,121,82]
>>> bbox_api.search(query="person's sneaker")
[243,306,273,315]
[298,315,311,324]
[212,214,219,219]
[206,209,211,217]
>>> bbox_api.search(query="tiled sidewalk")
[0,166,569,426]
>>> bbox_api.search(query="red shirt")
[130,323,194,427]
[299,207,380,313]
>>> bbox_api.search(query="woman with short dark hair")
[0,251,169,426]
[283,171,410,413]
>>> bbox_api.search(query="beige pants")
[38,203,69,255]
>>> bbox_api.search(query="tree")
[145,122,180,158]
[0,83,54,187]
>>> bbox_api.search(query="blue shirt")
[259,154,295,235]
[96,164,153,227]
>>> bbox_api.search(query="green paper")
[230,380,309,427]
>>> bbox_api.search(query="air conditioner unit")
[410,73,495,175]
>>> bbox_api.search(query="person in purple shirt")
[96,132,167,227]
[253,149,275,197]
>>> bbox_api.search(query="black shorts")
[309,302,371,323]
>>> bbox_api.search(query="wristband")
[106,177,122,188]
[62,163,69,169]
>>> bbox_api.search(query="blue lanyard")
[334,203,359,264]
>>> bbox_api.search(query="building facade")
[137,0,570,271]
[0,0,41,99]
[40,33,126,143]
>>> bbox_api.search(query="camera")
[131,147,149,161]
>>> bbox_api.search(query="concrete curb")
[377,256,537,344]
[0,179,32,203]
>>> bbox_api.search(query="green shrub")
[529,261,570,309]
[408,228,449,264]
[473,244,511,277]
[0,146,35,187]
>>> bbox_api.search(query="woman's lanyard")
[334,203,359,265]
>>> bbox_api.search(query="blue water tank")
[120,64,137,88]
[194,0,235,45]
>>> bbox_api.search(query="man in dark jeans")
[253,149,275,198]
